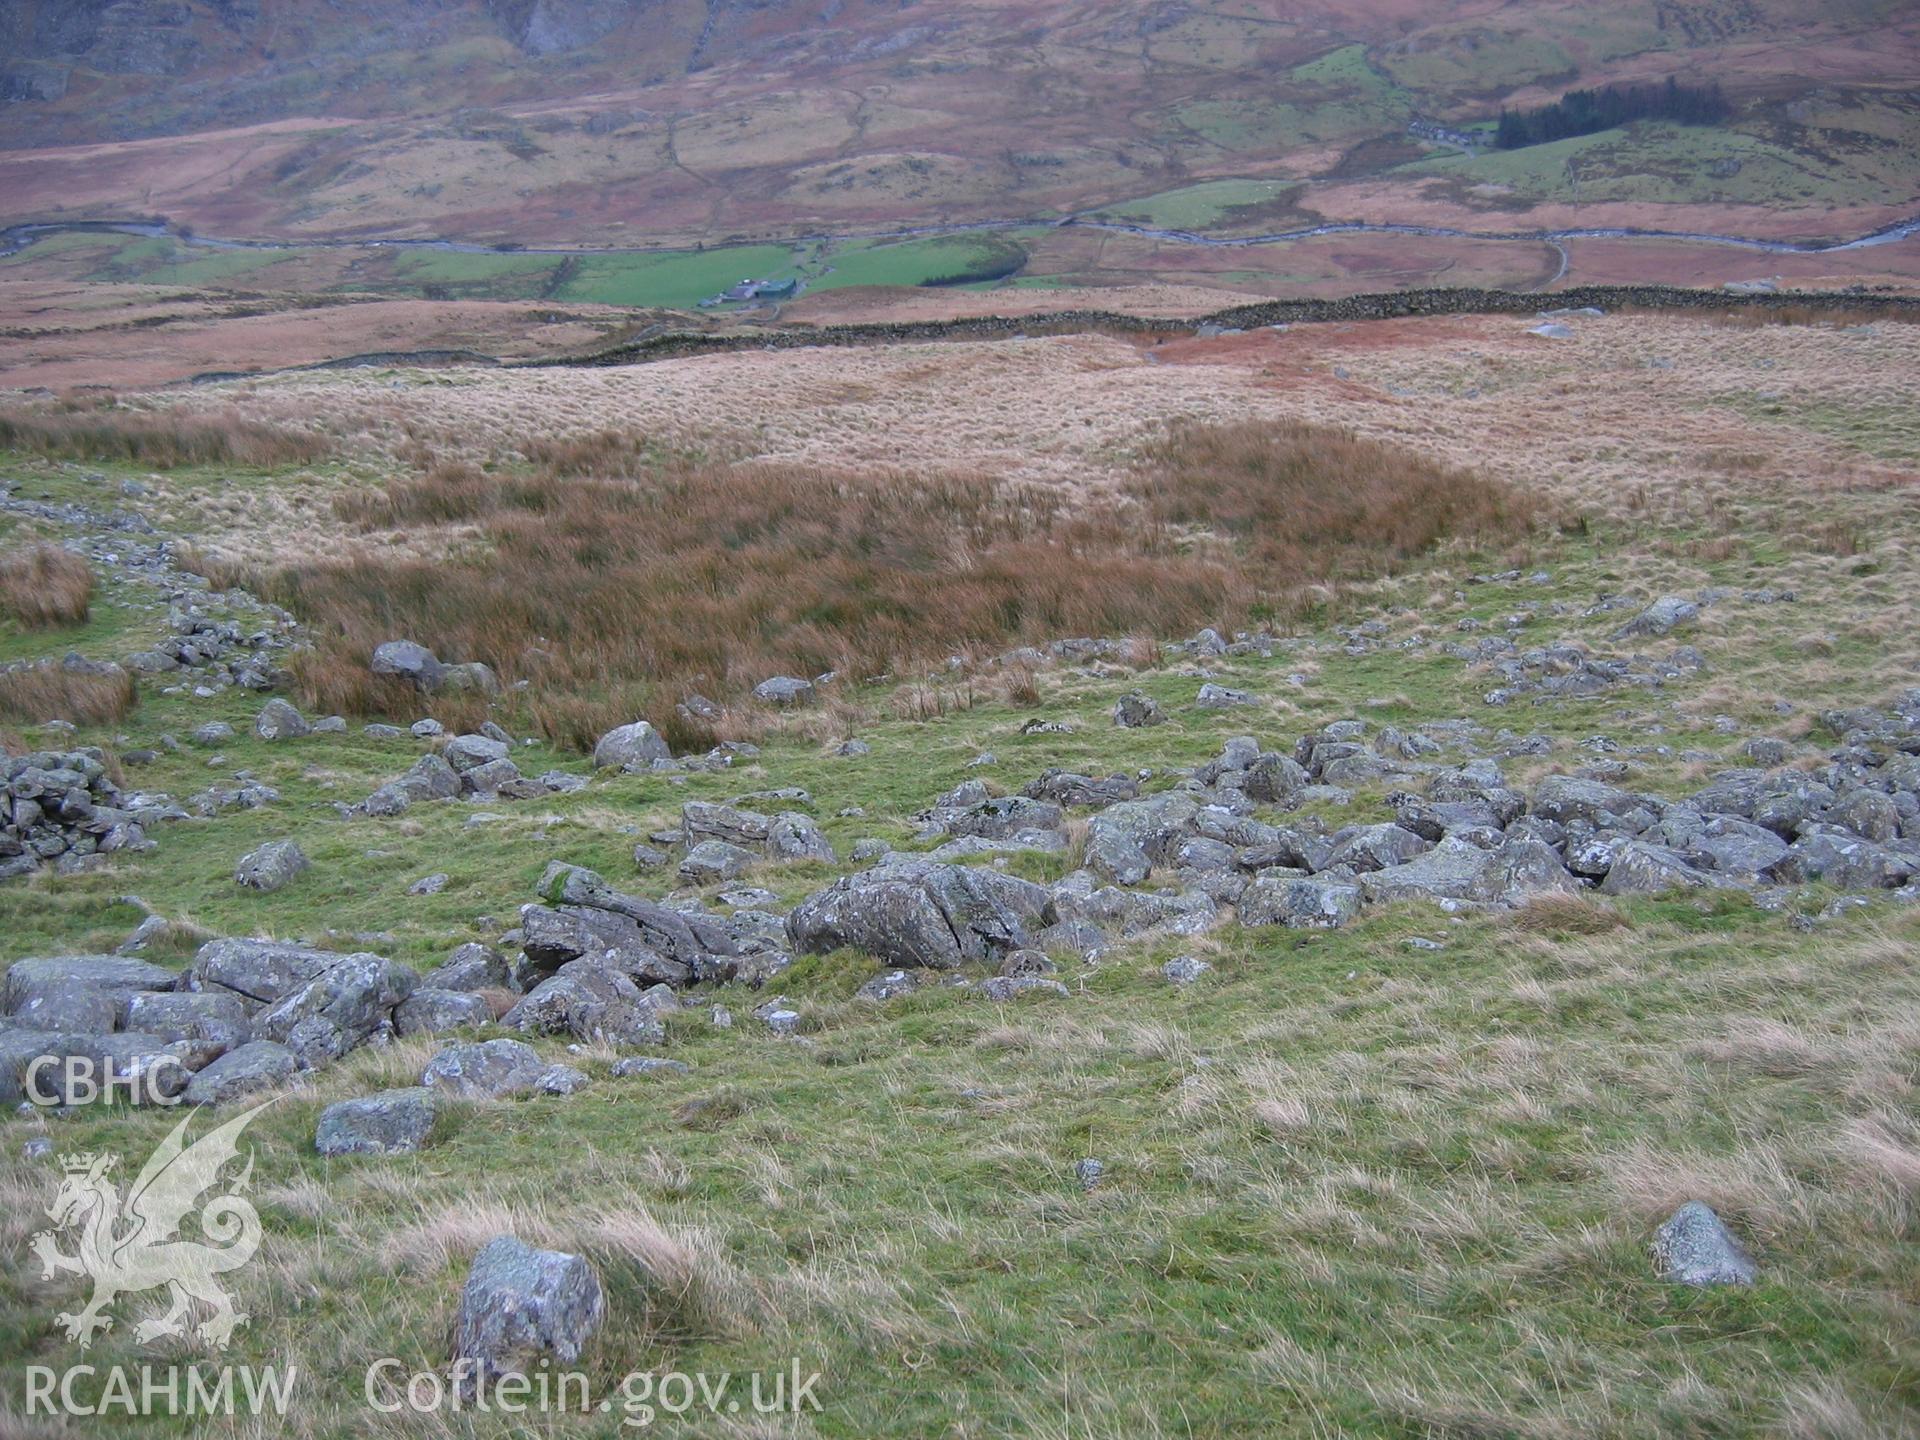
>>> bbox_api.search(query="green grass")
[1087,180,1301,232]
[95,238,298,289]
[806,233,1035,291]
[388,249,564,292]
[555,245,800,308]
[1374,30,1575,98]
[4,352,1920,1437]
[1409,113,1920,211]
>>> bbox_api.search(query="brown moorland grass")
[221,418,1539,750]
[0,543,92,628]
[0,658,135,726]
[0,400,327,469]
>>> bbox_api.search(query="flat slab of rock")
[752,676,814,706]
[3,956,176,1014]
[317,1087,440,1156]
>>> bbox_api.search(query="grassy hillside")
[2,307,1919,1437]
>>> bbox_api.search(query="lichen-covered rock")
[1653,1201,1756,1286]
[1614,596,1699,640]
[395,987,494,1037]
[1238,874,1361,929]
[421,1038,547,1097]
[121,991,252,1066]
[256,952,418,1068]
[788,861,1050,969]
[591,721,669,770]
[679,839,756,885]
[234,839,309,893]
[316,1087,440,1156]
[1112,691,1167,728]
[183,1040,298,1105]
[189,938,344,1006]
[768,811,836,864]
[503,961,670,1046]
[453,1236,605,1391]
[254,698,311,740]
[445,734,511,773]
[424,943,513,993]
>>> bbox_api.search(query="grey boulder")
[421,1038,548,1098]
[254,698,311,740]
[453,1236,605,1390]
[183,1040,299,1105]
[591,721,669,770]
[395,987,494,1036]
[316,1087,440,1156]
[371,640,443,690]
[234,840,310,893]
[1238,874,1361,929]
[1653,1201,1756,1286]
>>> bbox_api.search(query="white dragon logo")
[29,1101,269,1349]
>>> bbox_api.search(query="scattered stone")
[1196,683,1257,709]
[1113,691,1168,728]
[233,840,309,893]
[981,975,1070,1000]
[254,698,311,741]
[753,676,814,706]
[679,839,756,885]
[409,873,450,896]
[537,1064,591,1095]
[1614,596,1699,640]
[855,969,921,1002]
[611,1057,690,1079]
[453,1236,605,1390]
[372,640,443,691]
[1653,1202,1757,1286]
[592,721,670,770]
[316,1088,440,1156]
[1162,955,1211,986]
[1074,1157,1106,1191]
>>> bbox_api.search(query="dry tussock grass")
[221,418,1531,748]
[1504,892,1630,936]
[0,399,325,469]
[376,1181,764,1340]
[0,658,135,725]
[0,543,92,628]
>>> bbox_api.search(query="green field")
[805,232,1036,292]
[1088,180,1301,232]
